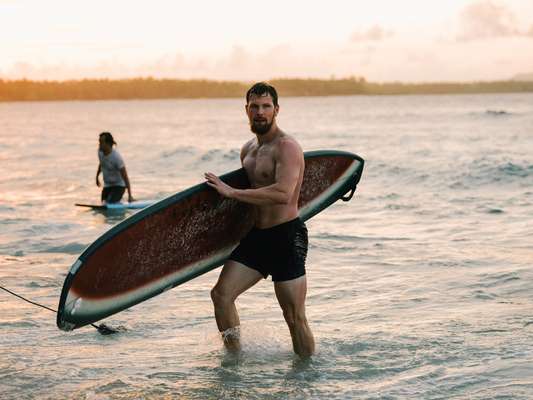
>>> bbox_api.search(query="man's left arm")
[119,167,134,202]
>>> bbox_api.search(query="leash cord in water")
[0,284,122,335]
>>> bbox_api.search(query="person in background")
[96,131,134,204]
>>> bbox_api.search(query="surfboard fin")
[341,186,357,201]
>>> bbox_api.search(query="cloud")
[223,45,252,71]
[2,34,532,83]
[457,1,532,41]
[350,25,393,42]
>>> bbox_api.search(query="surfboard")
[57,150,364,331]
[75,200,155,211]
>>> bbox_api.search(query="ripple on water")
[0,320,40,329]
[160,145,196,159]
[199,148,240,162]
[26,278,59,289]
[37,242,87,255]
[0,216,28,223]
[452,158,533,189]
[471,272,521,289]
[146,371,188,380]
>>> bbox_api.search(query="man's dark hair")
[99,131,116,146]
[246,82,278,107]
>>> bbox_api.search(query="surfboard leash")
[0,284,124,335]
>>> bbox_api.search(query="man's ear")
[274,105,279,116]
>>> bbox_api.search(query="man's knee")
[282,308,307,329]
[210,286,221,304]
[210,284,233,307]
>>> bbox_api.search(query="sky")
[1,0,532,82]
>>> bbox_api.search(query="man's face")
[99,136,109,152]
[246,93,278,135]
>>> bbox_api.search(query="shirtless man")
[204,82,315,358]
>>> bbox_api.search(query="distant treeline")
[1,77,533,102]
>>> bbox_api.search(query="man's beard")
[250,118,273,135]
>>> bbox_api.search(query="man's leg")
[274,275,315,358]
[101,187,109,203]
[107,186,125,203]
[211,260,263,351]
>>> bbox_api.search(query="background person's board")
[58,150,364,331]
[75,200,156,210]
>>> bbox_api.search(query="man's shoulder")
[277,134,303,156]
[241,138,256,155]
[111,148,123,158]
[243,138,256,148]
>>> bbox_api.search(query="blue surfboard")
[75,200,156,210]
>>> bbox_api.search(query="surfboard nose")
[57,307,77,331]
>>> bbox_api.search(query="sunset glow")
[1,0,532,82]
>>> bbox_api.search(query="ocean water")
[1,93,532,399]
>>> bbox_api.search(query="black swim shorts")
[101,186,125,203]
[229,217,308,282]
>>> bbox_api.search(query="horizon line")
[2,76,533,85]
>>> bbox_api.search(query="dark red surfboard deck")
[57,150,364,330]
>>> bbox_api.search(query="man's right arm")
[240,139,253,165]
[205,139,302,206]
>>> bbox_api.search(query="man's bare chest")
[243,151,276,187]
